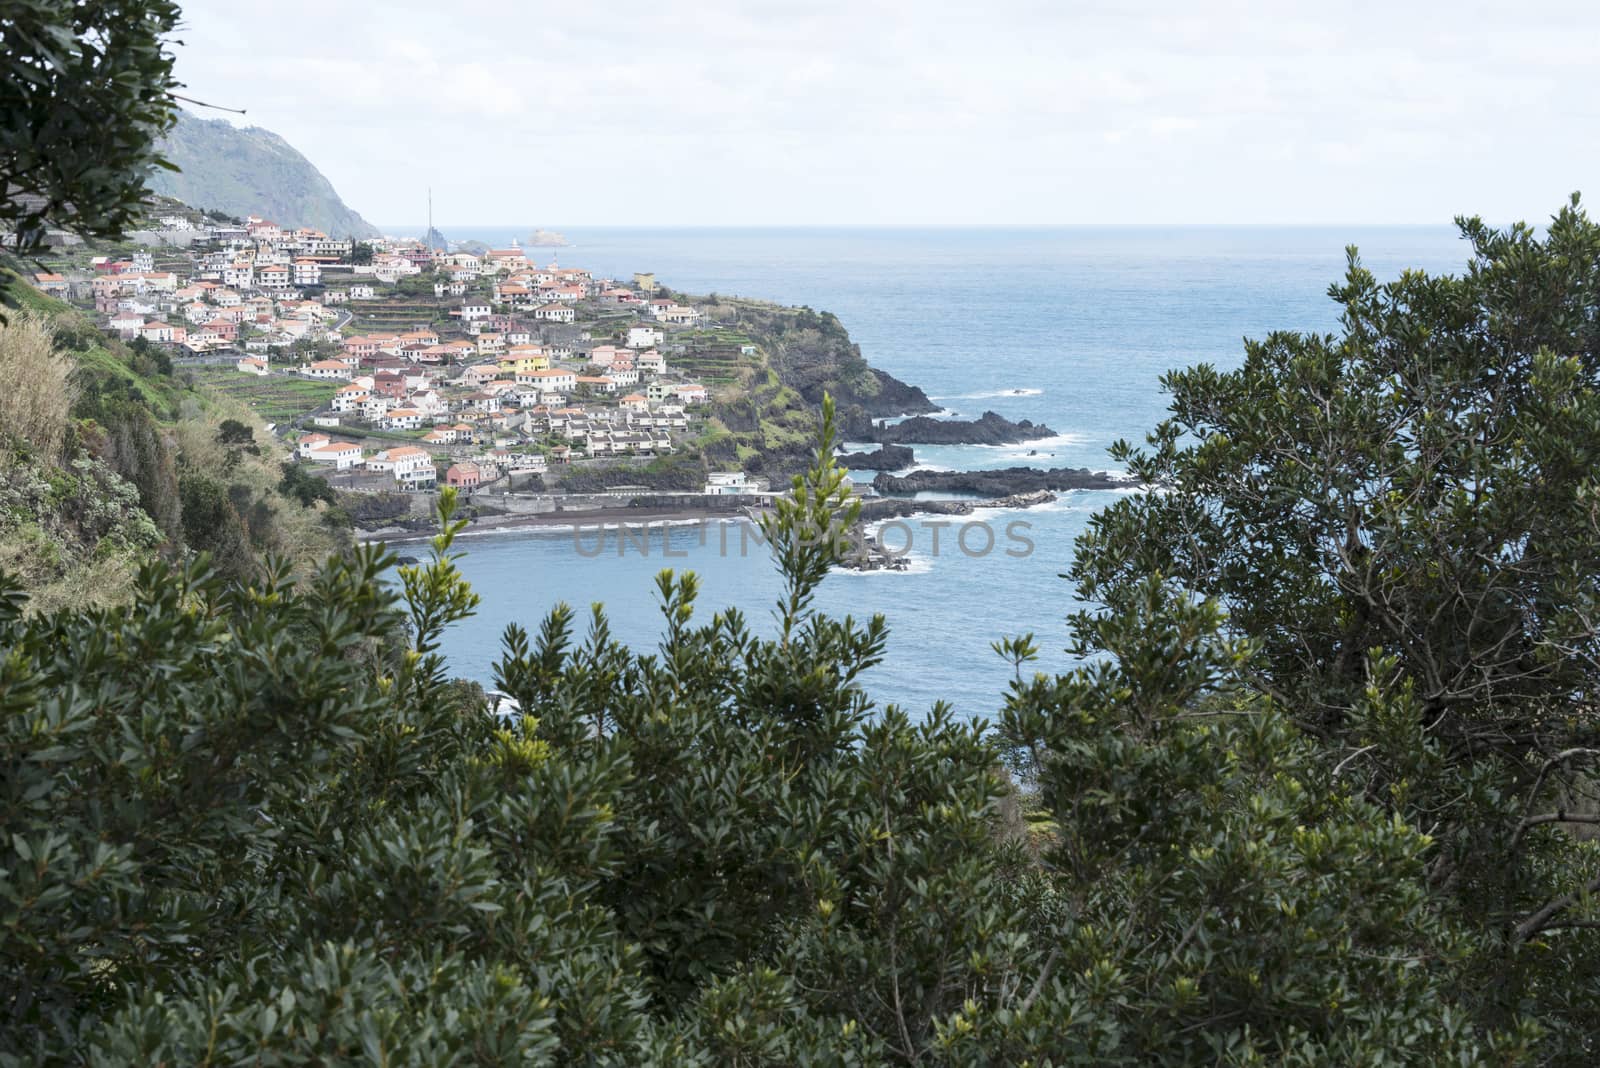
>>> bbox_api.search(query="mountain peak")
[147,111,381,239]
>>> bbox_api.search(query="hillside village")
[29,210,755,499]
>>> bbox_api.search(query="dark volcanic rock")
[859,369,939,418]
[872,467,1125,497]
[837,444,915,470]
[858,497,974,521]
[848,410,1056,446]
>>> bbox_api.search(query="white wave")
[928,432,1087,458]
[930,388,1044,401]
[878,408,959,426]
[829,554,935,577]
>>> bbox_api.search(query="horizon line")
[378,221,1474,232]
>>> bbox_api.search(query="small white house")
[704,471,749,496]
[307,441,363,470]
[627,325,664,349]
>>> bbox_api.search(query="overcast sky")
[169,0,1598,227]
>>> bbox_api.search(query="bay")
[405,225,1474,718]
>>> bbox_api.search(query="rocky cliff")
[147,111,381,238]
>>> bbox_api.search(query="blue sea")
[402,225,1474,719]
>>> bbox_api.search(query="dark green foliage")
[177,473,253,581]
[0,0,180,256]
[993,582,1525,1063]
[1063,197,1600,1061]
[558,450,706,492]
[278,459,336,507]
[216,418,260,474]
[340,489,415,524]
[125,336,172,377]
[78,391,182,545]
[395,271,439,297]
[0,427,1023,1065]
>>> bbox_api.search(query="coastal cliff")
[148,112,381,238]
[673,297,936,481]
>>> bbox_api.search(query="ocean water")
[413,225,1473,719]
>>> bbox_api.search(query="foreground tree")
[1062,196,1600,1060]
[1,408,1032,1064]
[0,1,181,256]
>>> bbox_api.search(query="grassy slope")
[0,270,346,610]
[189,365,339,423]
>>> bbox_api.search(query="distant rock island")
[848,409,1056,446]
[528,229,569,246]
[147,111,381,238]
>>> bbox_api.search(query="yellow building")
[499,346,551,375]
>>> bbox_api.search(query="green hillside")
[147,111,381,238]
[0,269,348,612]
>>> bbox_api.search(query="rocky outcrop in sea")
[837,444,915,470]
[848,410,1056,446]
[872,466,1122,496]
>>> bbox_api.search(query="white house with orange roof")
[576,375,618,394]
[534,302,575,323]
[303,359,354,380]
[494,282,532,306]
[367,445,436,487]
[107,312,144,337]
[517,368,577,393]
[292,259,322,286]
[383,407,426,430]
[307,440,363,470]
[236,357,269,377]
[459,363,502,388]
[545,283,586,303]
[139,321,184,344]
[659,305,700,326]
[331,383,371,412]
[297,432,331,458]
[620,392,649,413]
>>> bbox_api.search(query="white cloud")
[168,0,1600,225]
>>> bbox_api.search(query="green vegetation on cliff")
[147,111,381,237]
[0,269,347,610]
[645,297,935,480]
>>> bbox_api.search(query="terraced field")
[189,366,338,423]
